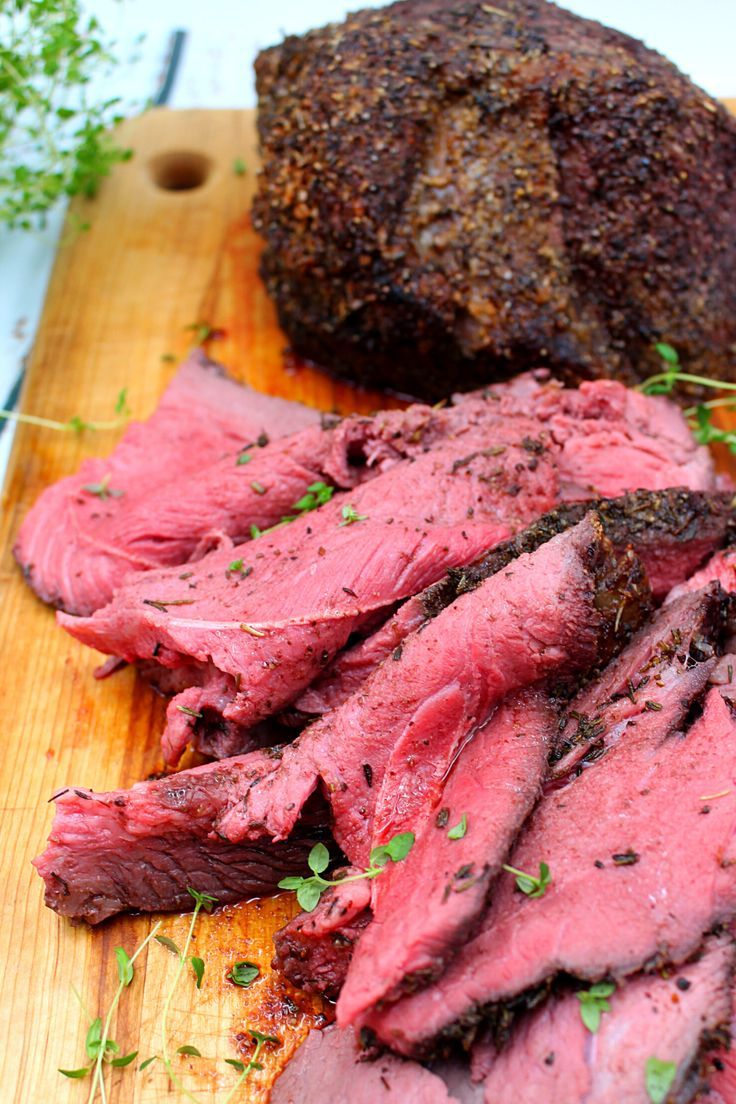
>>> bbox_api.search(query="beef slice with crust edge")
[477,935,735,1104]
[32,751,325,925]
[368,684,736,1056]
[221,514,648,858]
[297,490,732,717]
[14,351,321,616]
[269,1024,460,1104]
[668,547,736,604]
[551,583,727,780]
[277,688,553,1003]
[59,424,560,763]
[335,688,554,1022]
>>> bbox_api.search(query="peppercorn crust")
[253,0,736,400]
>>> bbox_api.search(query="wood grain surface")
[1,102,735,1104]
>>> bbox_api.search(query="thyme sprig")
[576,981,615,1033]
[0,388,130,436]
[279,834,415,913]
[58,920,162,1098]
[0,0,133,229]
[249,481,335,540]
[638,343,736,453]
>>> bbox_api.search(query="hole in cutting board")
[148,151,212,191]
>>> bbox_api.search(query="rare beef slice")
[369,683,736,1055]
[335,689,555,1022]
[477,935,734,1104]
[14,352,322,615]
[33,753,322,925]
[297,489,732,717]
[269,1025,459,1104]
[59,423,559,763]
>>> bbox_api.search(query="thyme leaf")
[340,503,368,526]
[447,814,468,840]
[576,981,616,1033]
[645,1057,678,1104]
[279,833,415,913]
[502,861,551,898]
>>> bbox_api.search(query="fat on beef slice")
[477,935,734,1104]
[368,672,736,1055]
[58,419,561,764]
[297,489,732,717]
[14,352,322,616]
[32,752,325,925]
[269,1025,459,1104]
[254,0,736,399]
[35,514,645,923]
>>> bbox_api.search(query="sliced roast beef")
[478,935,734,1104]
[368,683,736,1055]
[335,688,555,1023]
[298,490,731,716]
[36,515,646,922]
[551,583,727,779]
[59,423,560,763]
[14,352,322,615]
[221,514,646,859]
[269,1025,459,1104]
[33,753,324,924]
[273,874,372,999]
[668,547,736,603]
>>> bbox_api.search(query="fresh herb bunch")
[0,0,132,229]
[279,833,415,912]
[639,343,736,453]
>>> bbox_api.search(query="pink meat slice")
[32,751,317,924]
[14,351,321,614]
[220,515,625,858]
[270,1025,459,1104]
[336,688,554,1024]
[460,372,720,499]
[59,425,559,761]
[478,935,734,1104]
[667,547,736,603]
[370,685,736,1055]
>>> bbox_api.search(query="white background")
[1,0,734,476]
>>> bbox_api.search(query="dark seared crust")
[253,0,736,400]
[421,489,734,617]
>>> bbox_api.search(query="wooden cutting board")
[1,102,735,1104]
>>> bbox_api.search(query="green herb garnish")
[233,158,247,176]
[0,0,133,230]
[59,922,162,1094]
[502,861,551,898]
[639,343,736,454]
[279,833,415,913]
[340,504,368,526]
[645,1057,677,1103]
[236,452,252,466]
[82,474,124,500]
[249,481,336,539]
[227,961,260,988]
[576,982,615,1033]
[186,321,215,344]
[447,814,468,840]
